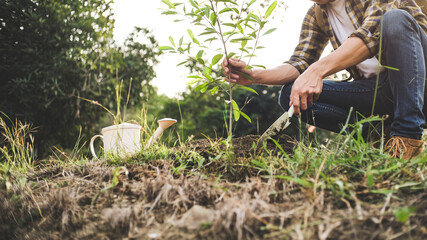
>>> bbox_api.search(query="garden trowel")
[259,105,295,142]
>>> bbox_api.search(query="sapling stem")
[209,0,233,140]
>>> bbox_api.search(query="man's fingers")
[314,93,320,102]
[307,94,314,106]
[291,95,300,116]
[229,58,245,68]
[300,95,308,111]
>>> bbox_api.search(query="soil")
[186,134,297,159]
[1,135,426,240]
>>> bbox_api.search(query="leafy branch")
[160,0,278,141]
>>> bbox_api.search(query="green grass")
[1,114,426,239]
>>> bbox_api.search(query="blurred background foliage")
[1,0,291,158]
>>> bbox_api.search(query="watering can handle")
[90,135,103,159]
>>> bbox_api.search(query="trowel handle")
[288,105,295,118]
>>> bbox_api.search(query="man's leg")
[278,74,394,134]
[382,9,426,140]
[382,9,426,159]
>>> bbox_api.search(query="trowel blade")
[260,106,295,141]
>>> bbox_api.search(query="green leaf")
[223,23,235,27]
[236,71,254,81]
[239,48,250,54]
[253,64,266,69]
[248,0,257,7]
[187,75,202,79]
[194,82,208,92]
[381,65,400,71]
[223,31,238,37]
[186,78,201,85]
[211,54,223,65]
[216,0,238,5]
[204,37,218,43]
[232,100,240,121]
[204,7,210,18]
[179,36,184,47]
[200,85,208,93]
[238,85,258,95]
[159,46,175,51]
[189,0,199,8]
[161,10,178,15]
[203,67,212,81]
[199,28,216,36]
[219,8,233,14]
[209,86,219,95]
[264,1,277,19]
[239,110,251,123]
[236,23,243,34]
[196,50,204,59]
[394,206,417,223]
[263,28,277,35]
[230,37,252,43]
[197,58,205,64]
[275,175,313,188]
[161,0,175,9]
[210,12,217,26]
[187,29,195,39]
[241,40,247,48]
[248,13,261,23]
[187,29,200,45]
[228,52,236,58]
[169,36,175,47]
[252,159,267,169]
[176,60,187,66]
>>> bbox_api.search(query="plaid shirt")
[285,0,427,80]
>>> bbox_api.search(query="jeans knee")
[382,9,413,38]
[279,83,293,110]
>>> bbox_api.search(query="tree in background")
[0,0,161,156]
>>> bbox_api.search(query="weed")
[0,113,36,173]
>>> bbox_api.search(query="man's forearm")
[309,37,371,78]
[251,63,300,86]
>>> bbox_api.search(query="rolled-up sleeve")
[349,2,388,58]
[349,0,427,58]
[285,6,329,74]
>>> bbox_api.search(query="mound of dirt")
[187,134,297,159]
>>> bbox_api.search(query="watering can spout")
[158,118,177,129]
[145,118,177,149]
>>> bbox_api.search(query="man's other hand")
[221,58,254,85]
[290,67,323,115]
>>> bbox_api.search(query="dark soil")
[1,135,426,240]
[186,134,297,159]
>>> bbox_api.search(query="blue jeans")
[279,10,427,139]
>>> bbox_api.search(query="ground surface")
[1,135,427,239]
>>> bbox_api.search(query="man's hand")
[290,67,323,115]
[221,58,254,85]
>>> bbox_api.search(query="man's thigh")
[318,75,394,117]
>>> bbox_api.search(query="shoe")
[384,136,424,159]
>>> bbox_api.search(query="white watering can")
[90,118,177,158]
[90,123,142,159]
[145,118,177,149]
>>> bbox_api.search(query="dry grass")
[1,157,426,240]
